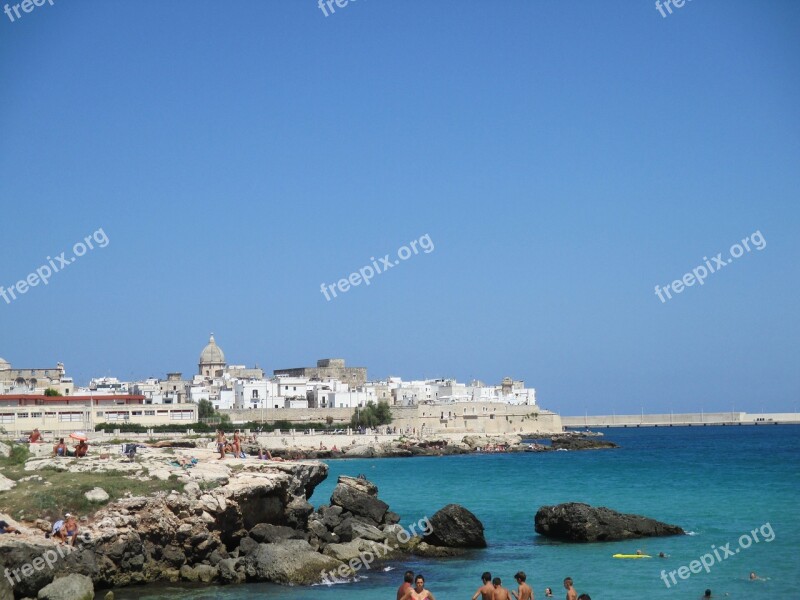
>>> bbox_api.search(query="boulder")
[0,441,10,457]
[424,504,486,548]
[84,487,110,502]
[238,536,259,557]
[0,474,16,491]
[549,436,618,451]
[534,502,685,542]
[350,519,387,542]
[413,541,467,557]
[218,557,245,585]
[322,538,379,562]
[37,573,94,600]
[248,523,306,544]
[319,504,344,528]
[330,477,388,524]
[244,540,346,585]
[179,564,218,583]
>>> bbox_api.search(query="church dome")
[199,334,225,365]
[0,357,9,371]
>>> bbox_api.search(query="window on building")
[0,414,14,424]
[106,412,130,421]
[58,413,84,422]
[96,411,104,417]
[132,411,143,416]
[18,412,29,419]
[170,410,193,420]
[145,410,155,416]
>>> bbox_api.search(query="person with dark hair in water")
[563,577,577,600]
[397,570,414,600]
[577,595,591,600]
[702,590,712,599]
[472,572,494,600]
[512,571,533,600]
[493,577,512,600]
[400,574,436,600]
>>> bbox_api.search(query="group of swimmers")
[473,572,589,600]
[395,571,590,600]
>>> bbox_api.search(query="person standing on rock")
[472,572,494,600]
[512,571,533,600]
[216,430,227,460]
[563,577,577,600]
[397,570,414,600]
[233,429,242,458]
[400,574,436,600]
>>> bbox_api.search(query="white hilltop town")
[0,334,562,437]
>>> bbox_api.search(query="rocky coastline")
[0,437,491,599]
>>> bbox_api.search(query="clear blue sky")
[1,1,798,415]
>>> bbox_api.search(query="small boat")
[613,553,652,559]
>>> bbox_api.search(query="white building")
[392,380,438,406]
[318,388,376,409]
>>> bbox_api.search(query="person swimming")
[400,574,436,600]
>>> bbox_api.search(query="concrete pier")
[562,412,800,428]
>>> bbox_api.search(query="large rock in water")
[549,436,618,451]
[37,573,94,600]
[534,503,685,542]
[244,540,346,584]
[330,476,389,524]
[424,504,486,548]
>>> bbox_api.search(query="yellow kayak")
[613,554,652,559]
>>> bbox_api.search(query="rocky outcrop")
[423,504,486,548]
[307,476,408,558]
[549,435,618,451]
[534,503,684,542]
[37,573,94,600]
[0,461,329,597]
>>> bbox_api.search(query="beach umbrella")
[69,432,88,441]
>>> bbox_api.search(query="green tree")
[197,399,215,420]
[350,401,393,429]
[44,388,62,397]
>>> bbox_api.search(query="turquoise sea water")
[115,426,800,600]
